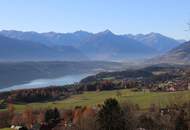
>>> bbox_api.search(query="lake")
[0,73,91,92]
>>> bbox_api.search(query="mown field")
[0,128,11,130]
[7,89,190,111]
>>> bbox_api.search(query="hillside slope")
[151,41,190,64]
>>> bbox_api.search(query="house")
[10,125,28,130]
[160,108,170,116]
[136,128,146,130]
[167,87,176,92]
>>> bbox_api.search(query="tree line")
[0,98,190,130]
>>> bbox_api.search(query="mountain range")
[0,30,184,61]
[0,35,87,61]
[127,33,181,53]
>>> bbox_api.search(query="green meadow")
[0,128,12,130]
[8,89,190,111]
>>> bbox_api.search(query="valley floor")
[6,89,190,112]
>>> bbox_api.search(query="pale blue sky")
[0,0,190,40]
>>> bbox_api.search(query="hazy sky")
[0,0,190,40]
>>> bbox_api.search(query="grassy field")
[8,89,190,111]
[1,90,190,130]
[0,128,12,130]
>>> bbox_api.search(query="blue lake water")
[0,73,91,92]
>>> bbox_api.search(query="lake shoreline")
[0,73,92,92]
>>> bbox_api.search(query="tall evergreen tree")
[53,107,60,120]
[44,108,60,123]
[97,98,126,130]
